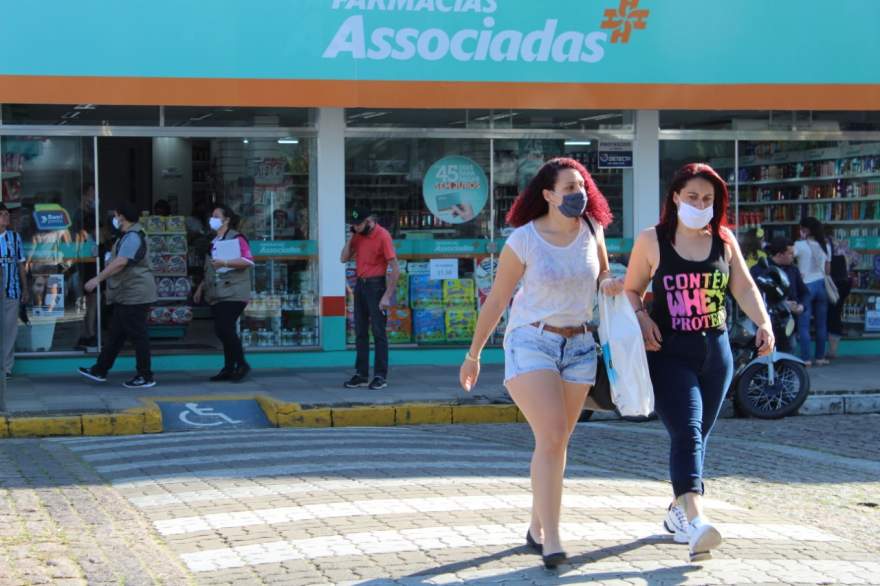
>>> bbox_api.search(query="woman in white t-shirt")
[459,158,623,569]
[794,217,831,366]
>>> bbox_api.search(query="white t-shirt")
[504,218,600,337]
[794,239,829,284]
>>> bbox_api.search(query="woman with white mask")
[623,163,773,562]
[193,204,255,382]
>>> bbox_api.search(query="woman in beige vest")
[193,204,254,382]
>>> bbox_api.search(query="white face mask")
[677,201,714,230]
[209,217,223,231]
[112,216,121,230]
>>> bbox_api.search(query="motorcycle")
[727,259,811,419]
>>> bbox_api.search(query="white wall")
[316,108,346,303]
[632,110,660,235]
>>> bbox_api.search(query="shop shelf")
[737,174,880,187]
[737,195,880,206]
[852,289,880,294]
[763,220,880,226]
[1,171,21,180]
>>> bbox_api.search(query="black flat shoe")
[542,551,567,570]
[229,363,251,382]
[525,529,543,554]
[209,368,234,382]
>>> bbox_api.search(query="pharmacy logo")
[323,1,649,65]
[601,0,649,44]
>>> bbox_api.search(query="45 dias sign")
[422,156,488,225]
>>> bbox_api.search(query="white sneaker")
[663,504,690,544]
[688,517,722,562]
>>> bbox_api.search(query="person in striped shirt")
[0,203,28,376]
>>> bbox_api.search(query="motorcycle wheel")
[734,359,810,419]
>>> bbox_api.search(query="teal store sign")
[1,0,879,84]
[422,156,488,225]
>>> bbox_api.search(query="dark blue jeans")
[798,279,828,361]
[354,277,388,379]
[647,330,734,498]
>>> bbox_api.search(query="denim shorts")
[503,324,598,385]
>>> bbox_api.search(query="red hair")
[505,157,613,228]
[658,163,731,244]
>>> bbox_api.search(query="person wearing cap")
[340,207,399,390]
[0,203,28,377]
[77,201,158,389]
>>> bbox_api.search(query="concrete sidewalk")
[3,356,879,417]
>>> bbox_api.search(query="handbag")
[584,335,616,412]
[824,274,840,305]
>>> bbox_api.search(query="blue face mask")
[554,190,588,218]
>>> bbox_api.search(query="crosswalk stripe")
[154,494,744,536]
[95,447,530,474]
[345,559,880,585]
[79,436,481,463]
[110,461,607,488]
[588,422,880,475]
[179,522,842,572]
[55,427,445,452]
[128,477,690,509]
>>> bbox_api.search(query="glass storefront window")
[346,109,493,128]
[345,137,491,347]
[1,104,159,126]
[494,138,624,237]
[1,136,97,353]
[207,137,319,350]
[726,139,880,340]
[503,110,628,130]
[661,110,880,132]
[164,107,315,128]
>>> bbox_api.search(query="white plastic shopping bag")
[597,293,655,417]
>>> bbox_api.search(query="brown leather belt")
[530,322,594,338]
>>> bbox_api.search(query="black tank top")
[650,225,730,334]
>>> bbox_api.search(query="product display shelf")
[738,195,880,206]
[717,142,880,341]
[144,214,193,340]
[763,220,880,226]
[736,173,880,187]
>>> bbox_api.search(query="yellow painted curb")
[83,412,145,436]
[395,404,453,426]
[332,406,396,427]
[452,404,519,424]
[125,404,163,434]
[255,395,279,426]
[9,416,82,437]
[0,416,8,438]
[278,407,331,428]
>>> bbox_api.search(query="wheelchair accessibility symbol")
[157,399,271,432]
[178,402,243,427]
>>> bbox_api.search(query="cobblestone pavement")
[1,415,879,585]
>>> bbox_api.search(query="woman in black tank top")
[623,163,774,562]
[650,224,730,335]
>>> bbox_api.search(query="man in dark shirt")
[751,237,807,351]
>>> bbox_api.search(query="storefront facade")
[2,1,879,373]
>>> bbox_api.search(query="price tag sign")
[429,258,458,281]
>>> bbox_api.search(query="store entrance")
[97,137,216,352]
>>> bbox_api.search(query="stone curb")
[3,393,880,438]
